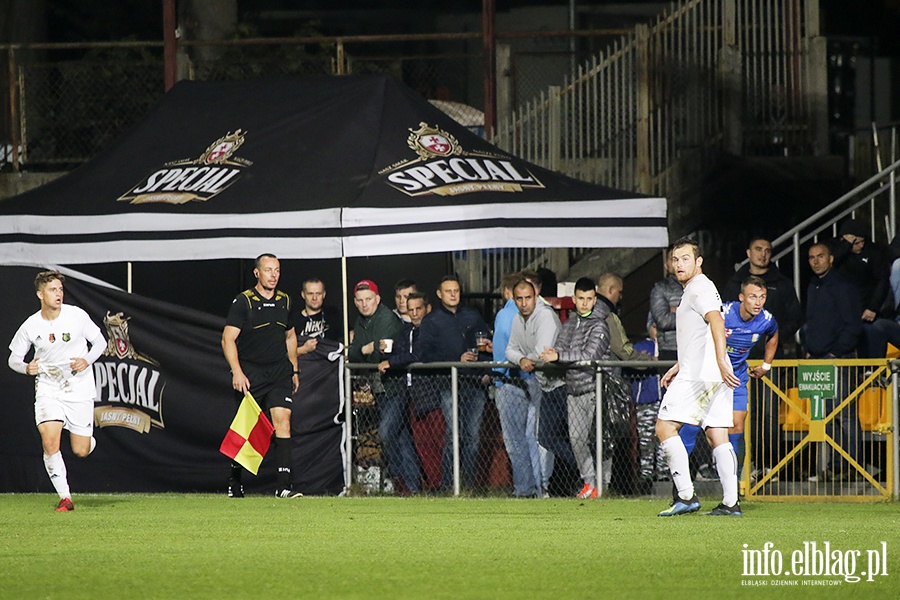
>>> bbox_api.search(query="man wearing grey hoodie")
[541,277,611,499]
[506,277,568,496]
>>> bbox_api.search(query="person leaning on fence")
[493,271,544,498]
[655,237,742,517]
[417,275,492,490]
[803,243,863,482]
[506,277,571,497]
[540,276,610,499]
[348,279,420,494]
[377,291,430,494]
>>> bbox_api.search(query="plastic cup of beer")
[380,339,394,354]
[476,331,490,352]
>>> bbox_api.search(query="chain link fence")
[2,31,623,170]
[344,359,896,500]
[345,360,675,498]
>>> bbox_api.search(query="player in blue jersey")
[679,275,779,482]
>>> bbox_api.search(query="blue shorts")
[733,383,748,412]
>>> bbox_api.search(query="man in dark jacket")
[347,279,418,493]
[649,249,682,361]
[417,275,492,489]
[723,236,802,358]
[831,219,890,357]
[803,243,862,480]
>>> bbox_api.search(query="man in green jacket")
[347,279,419,493]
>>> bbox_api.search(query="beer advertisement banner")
[0,266,344,495]
[0,74,666,266]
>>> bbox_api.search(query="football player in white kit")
[655,238,742,517]
[8,271,106,512]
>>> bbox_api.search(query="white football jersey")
[675,273,723,382]
[9,304,103,399]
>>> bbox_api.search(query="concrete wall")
[0,172,66,201]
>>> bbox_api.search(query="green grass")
[0,494,896,599]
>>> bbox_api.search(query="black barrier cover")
[0,266,343,495]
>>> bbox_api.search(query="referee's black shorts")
[233,360,293,412]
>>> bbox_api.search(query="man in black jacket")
[831,219,890,358]
[417,275,492,490]
[723,237,803,478]
[723,236,802,358]
[803,243,862,480]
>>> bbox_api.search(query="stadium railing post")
[594,365,604,497]
[451,366,460,497]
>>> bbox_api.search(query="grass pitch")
[0,494,896,599]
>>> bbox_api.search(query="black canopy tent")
[0,74,666,265]
[0,74,667,494]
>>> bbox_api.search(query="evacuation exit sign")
[797,364,835,421]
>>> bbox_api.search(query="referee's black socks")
[275,436,292,489]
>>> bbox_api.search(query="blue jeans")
[440,383,486,489]
[378,392,421,493]
[495,379,543,497]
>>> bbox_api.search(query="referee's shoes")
[658,495,701,517]
[275,488,303,498]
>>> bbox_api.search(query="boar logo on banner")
[93,312,165,433]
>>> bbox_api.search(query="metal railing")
[343,358,897,499]
[492,0,827,199]
[755,150,900,298]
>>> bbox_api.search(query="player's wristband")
[293,370,299,374]
[761,362,771,371]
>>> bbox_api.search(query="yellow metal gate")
[743,360,894,500]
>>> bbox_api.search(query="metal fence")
[0,30,623,171]
[492,0,827,199]
[745,359,895,500]
[343,358,896,501]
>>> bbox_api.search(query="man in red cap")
[347,279,419,493]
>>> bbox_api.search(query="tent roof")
[0,74,666,263]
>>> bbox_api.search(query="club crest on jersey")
[379,122,544,197]
[62,333,70,342]
[48,333,55,343]
[117,130,251,205]
[93,312,166,434]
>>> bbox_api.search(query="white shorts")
[35,394,94,437]
[657,379,734,429]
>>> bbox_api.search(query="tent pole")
[127,261,133,293]
[341,256,349,351]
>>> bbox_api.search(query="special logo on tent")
[92,312,165,433]
[117,130,252,205]
[379,122,545,197]
[409,124,460,159]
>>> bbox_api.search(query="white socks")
[661,436,694,500]
[713,442,739,507]
[43,452,70,499]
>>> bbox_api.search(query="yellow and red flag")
[219,393,274,475]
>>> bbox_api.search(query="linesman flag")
[219,393,274,475]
